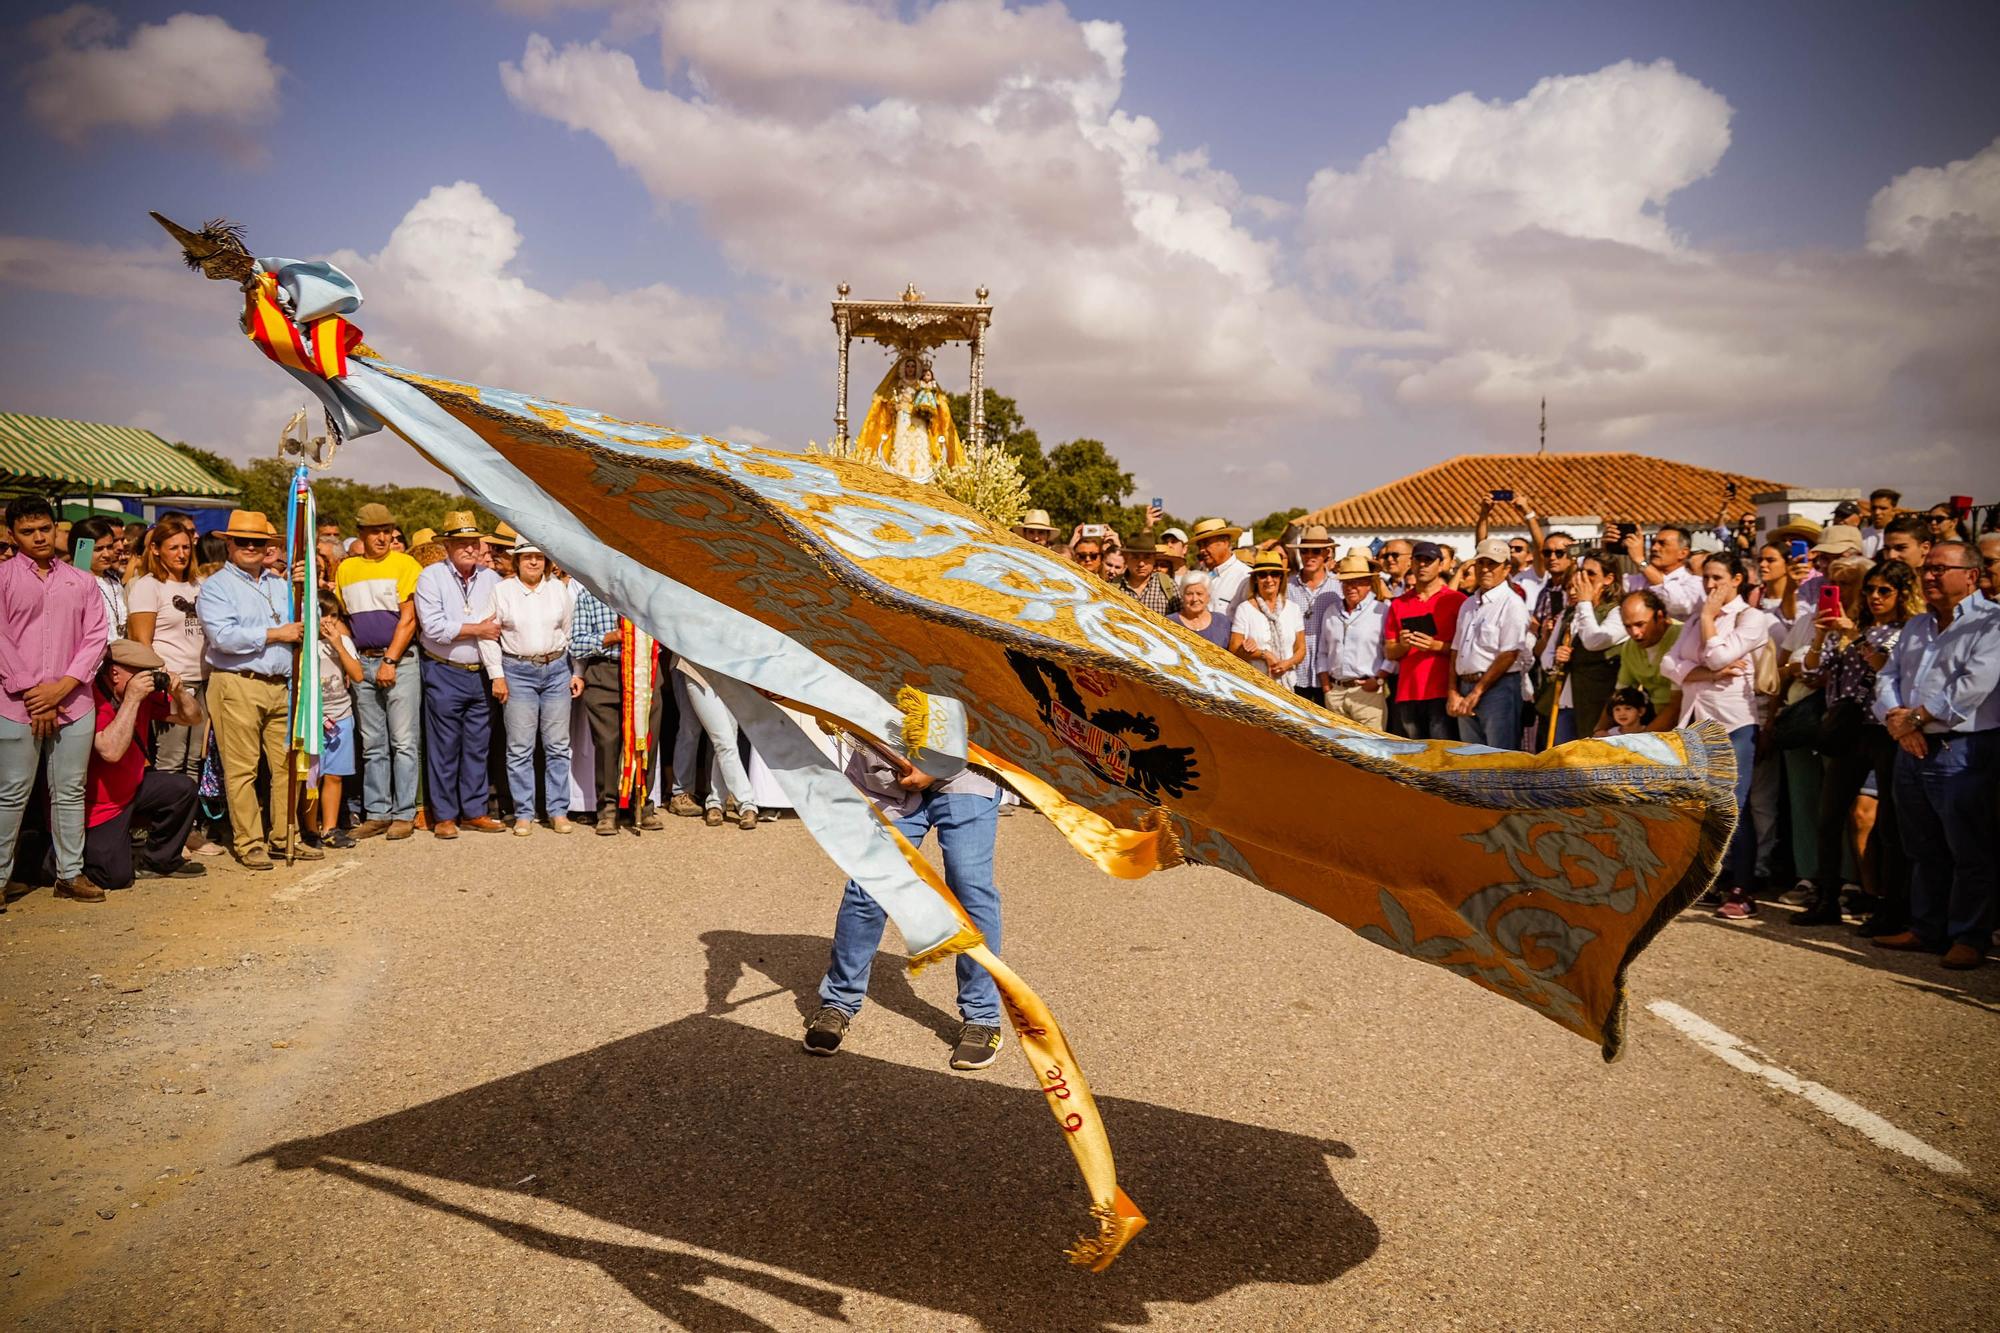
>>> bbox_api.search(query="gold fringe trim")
[1137,806,1185,869]
[1064,1189,1149,1272]
[908,923,985,976]
[895,684,934,752]
[970,744,1181,879]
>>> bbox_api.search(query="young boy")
[311,593,365,848]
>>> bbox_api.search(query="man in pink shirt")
[0,497,111,905]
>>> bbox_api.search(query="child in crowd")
[312,593,365,849]
[1604,686,1654,737]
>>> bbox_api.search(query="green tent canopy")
[0,412,234,498]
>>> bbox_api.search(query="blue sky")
[3,0,1996,514]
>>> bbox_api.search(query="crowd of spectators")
[5,484,1996,969]
[1030,487,1999,966]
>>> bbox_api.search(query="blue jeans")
[819,788,1002,1024]
[1721,723,1758,891]
[353,653,421,822]
[0,712,93,882]
[501,657,574,819]
[1456,677,1523,750]
[1893,730,1998,949]
[680,670,755,811]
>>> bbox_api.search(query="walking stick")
[285,507,307,865]
[1540,611,1574,754]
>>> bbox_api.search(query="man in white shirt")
[490,538,580,834]
[1286,525,1338,703]
[412,512,506,837]
[1189,517,1248,611]
[1621,525,1704,621]
[1448,539,1532,750]
[1314,552,1391,728]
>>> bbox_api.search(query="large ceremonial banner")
[157,222,1734,1268]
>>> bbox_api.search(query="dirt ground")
[3,811,1997,1331]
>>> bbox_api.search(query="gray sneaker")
[802,1005,850,1056]
[950,1022,1003,1071]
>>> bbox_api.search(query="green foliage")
[947,388,1045,487]
[1250,508,1308,542]
[170,442,494,536]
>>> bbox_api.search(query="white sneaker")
[1778,878,1815,906]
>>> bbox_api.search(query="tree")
[1032,438,1134,533]
[1250,508,1308,542]
[169,442,496,537]
[947,388,1045,486]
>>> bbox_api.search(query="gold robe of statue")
[854,355,962,483]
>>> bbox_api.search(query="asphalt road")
[3,809,1996,1331]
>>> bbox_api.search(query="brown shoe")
[277,841,326,862]
[703,806,724,827]
[1870,931,1930,952]
[414,809,430,832]
[1942,943,1987,970]
[237,849,275,872]
[639,805,665,831]
[3,880,31,904]
[54,876,106,903]
[667,792,701,818]
[351,819,392,839]
[737,805,759,830]
[461,816,508,834]
[549,817,575,835]
[386,819,415,841]
[433,820,460,840]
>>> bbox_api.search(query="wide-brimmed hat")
[1764,514,1823,546]
[1812,525,1866,558]
[512,536,543,557]
[354,502,395,529]
[1016,509,1056,533]
[1334,551,1374,580]
[436,510,485,541]
[1295,524,1334,550]
[218,509,279,541]
[409,527,436,549]
[484,520,520,548]
[1189,517,1241,544]
[1247,549,1288,578]
[1122,531,1157,555]
[107,638,164,670]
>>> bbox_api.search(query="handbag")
[1772,688,1826,751]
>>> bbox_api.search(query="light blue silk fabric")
[339,363,974,957]
[251,257,383,440]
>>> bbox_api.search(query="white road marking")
[273,860,361,904]
[1647,999,1968,1176]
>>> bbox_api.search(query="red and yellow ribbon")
[617,619,655,809]
[244,271,362,380]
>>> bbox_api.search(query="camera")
[150,670,171,694]
[1490,488,1514,503]
[1725,481,1737,498]
[1080,523,1109,539]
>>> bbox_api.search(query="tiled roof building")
[1301,453,1789,535]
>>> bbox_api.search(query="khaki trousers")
[1323,681,1389,731]
[207,670,292,857]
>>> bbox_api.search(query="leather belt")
[503,649,567,666]
[420,648,482,673]
[1328,677,1373,687]
[220,668,287,686]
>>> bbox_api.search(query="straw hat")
[1016,509,1056,533]
[1247,549,1288,579]
[409,527,436,549]
[512,536,544,557]
[354,502,395,529]
[436,510,485,540]
[1189,517,1241,544]
[1334,551,1374,580]
[1295,524,1334,550]
[1764,514,1823,546]
[484,520,519,548]
[217,509,279,541]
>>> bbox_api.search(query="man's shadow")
[255,931,1378,1331]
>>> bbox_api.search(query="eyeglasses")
[1540,546,1570,556]
[1919,563,1971,576]
[1863,584,1896,596]
[1075,551,1102,562]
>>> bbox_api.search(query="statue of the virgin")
[853,354,962,483]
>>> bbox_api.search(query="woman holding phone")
[1791,559,1917,929]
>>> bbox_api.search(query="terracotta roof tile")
[1300,453,1790,532]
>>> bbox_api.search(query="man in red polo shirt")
[1383,541,1469,740]
[78,640,206,890]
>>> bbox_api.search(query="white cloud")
[0,233,188,304]
[1300,61,2000,463]
[21,6,282,149]
[499,0,1347,437]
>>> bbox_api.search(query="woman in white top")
[1547,551,1628,746]
[1229,553,1307,690]
[128,518,207,780]
[1661,550,1769,919]
[489,539,580,835]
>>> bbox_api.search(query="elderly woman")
[1230,551,1307,686]
[1172,569,1232,648]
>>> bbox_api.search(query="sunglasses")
[1863,584,1896,595]
[1540,546,1570,556]
[1254,570,1283,579]
[1075,551,1102,561]
[230,538,273,549]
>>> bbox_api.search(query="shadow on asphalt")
[254,931,1377,1330]
[1683,911,2000,1001]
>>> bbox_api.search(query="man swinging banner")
[154,212,1735,1271]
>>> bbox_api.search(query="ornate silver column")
[834,283,851,453]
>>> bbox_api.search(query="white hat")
[1235,530,1255,549]
[1159,527,1188,544]
[512,536,543,556]
[1473,537,1511,563]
